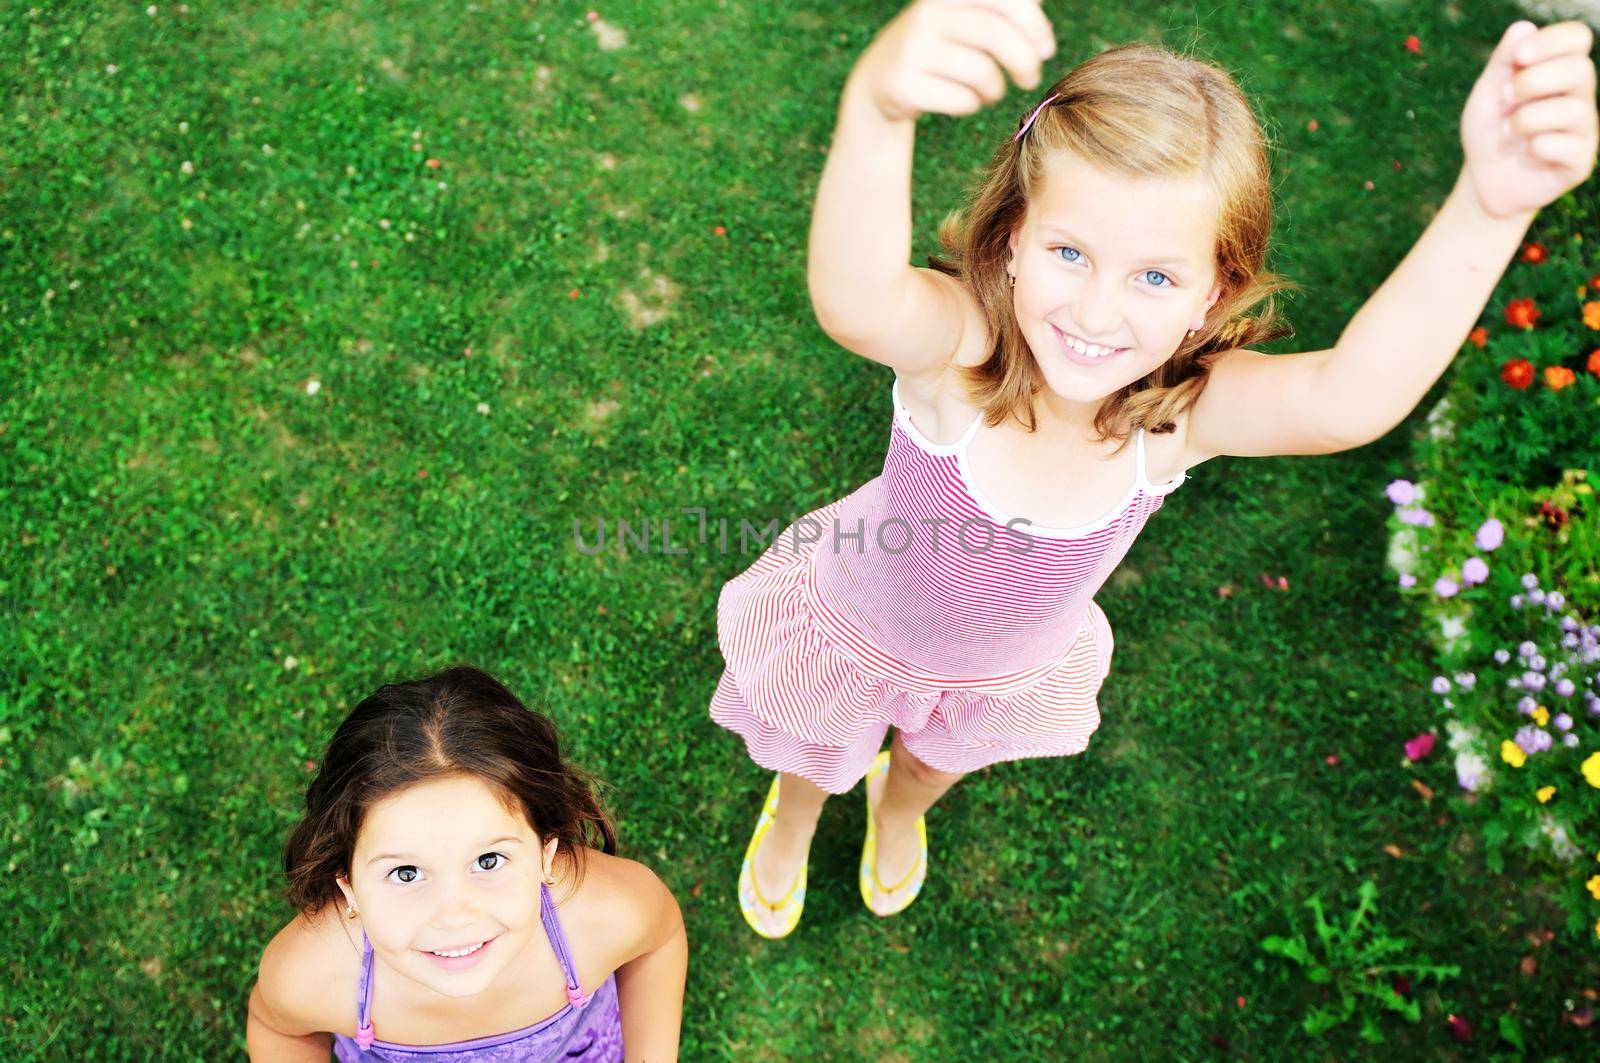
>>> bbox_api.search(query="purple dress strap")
[354,931,377,1048]
[539,881,591,1008]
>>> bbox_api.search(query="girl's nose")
[1074,278,1123,340]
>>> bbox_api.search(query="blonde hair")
[929,44,1292,449]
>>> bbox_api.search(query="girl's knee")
[891,736,964,789]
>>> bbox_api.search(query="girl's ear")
[335,873,357,913]
[542,834,560,878]
[1006,228,1019,280]
[1193,283,1223,331]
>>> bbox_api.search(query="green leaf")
[1498,1012,1526,1052]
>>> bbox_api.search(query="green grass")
[3,0,1595,1057]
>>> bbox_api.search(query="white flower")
[1439,612,1468,653]
[475,402,490,415]
[180,160,193,174]
[1445,719,1480,752]
[1425,396,1455,441]
[146,5,157,15]
[106,64,118,75]
[1454,749,1488,791]
[305,379,321,395]
[1537,813,1581,862]
[1387,527,1421,576]
[283,655,299,670]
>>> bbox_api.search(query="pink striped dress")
[709,379,1184,793]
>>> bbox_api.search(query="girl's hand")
[853,0,1057,124]
[1461,20,1598,220]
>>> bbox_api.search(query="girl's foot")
[861,750,927,916]
[738,775,812,939]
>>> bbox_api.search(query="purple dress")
[332,883,624,1061]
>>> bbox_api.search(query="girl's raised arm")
[1186,20,1597,462]
[808,0,1054,378]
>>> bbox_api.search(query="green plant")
[1262,881,1460,1043]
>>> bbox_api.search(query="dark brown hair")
[931,43,1293,450]
[282,666,617,913]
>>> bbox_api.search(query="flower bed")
[1383,184,1600,939]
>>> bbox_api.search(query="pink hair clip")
[1013,93,1059,142]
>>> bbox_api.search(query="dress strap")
[539,882,592,1009]
[354,931,376,1049]
[1133,427,1151,487]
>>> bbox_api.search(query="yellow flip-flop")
[738,774,806,939]
[859,749,927,916]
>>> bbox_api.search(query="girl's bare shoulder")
[255,906,364,1032]
[560,849,681,973]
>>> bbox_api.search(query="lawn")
[3,0,1595,1057]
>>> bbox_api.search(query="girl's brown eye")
[477,853,504,871]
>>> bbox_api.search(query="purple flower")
[1386,479,1419,505]
[1455,672,1477,690]
[1530,588,1547,605]
[1431,676,1451,695]
[1494,648,1511,664]
[1556,678,1576,697]
[1547,591,1565,609]
[1563,633,1580,649]
[1530,654,1547,671]
[1474,518,1504,551]
[1398,573,1417,588]
[1518,696,1537,714]
[1399,507,1435,527]
[1564,733,1580,748]
[1515,726,1553,754]
[1523,671,1547,692]
[1587,693,1600,715]
[1461,557,1489,585]
[1518,641,1538,658]
[1554,712,1573,731]
[1510,594,1525,609]
[1521,573,1539,590]
[1561,617,1579,633]
[1433,577,1459,598]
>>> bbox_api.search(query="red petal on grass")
[1411,778,1434,801]
[569,288,581,299]
[1519,955,1537,976]
[425,157,442,169]
[1382,844,1404,859]
[1235,996,1246,1008]
[713,224,726,236]
[1404,732,1436,760]
[1306,119,1319,132]
[1404,35,1421,54]
[1325,754,1339,766]
[1446,1014,1471,1041]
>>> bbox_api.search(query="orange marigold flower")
[1501,358,1535,389]
[1505,298,1540,329]
[1546,366,1576,390]
[1584,301,1600,330]
[1519,242,1547,264]
[1588,349,1600,378]
[1467,326,1488,348]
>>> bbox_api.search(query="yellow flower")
[1502,740,1527,768]
[1584,752,1600,788]
[1585,301,1600,330]
[1533,705,1550,727]
[1536,786,1556,803]
[1588,875,1600,900]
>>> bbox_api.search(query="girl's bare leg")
[866,731,964,914]
[749,772,829,936]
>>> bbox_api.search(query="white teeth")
[430,941,485,958]
[1059,328,1119,359]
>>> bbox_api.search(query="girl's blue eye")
[476,853,505,872]
[1054,246,1082,263]
[388,865,420,884]
[1142,270,1173,288]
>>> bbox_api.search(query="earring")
[543,869,557,886]
[1008,274,1015,289]
[346,903,358,920]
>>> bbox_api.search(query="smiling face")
[1007,150,1224,413]
[336,773,559,1000]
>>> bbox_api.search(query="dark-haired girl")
[247,667,685,1061]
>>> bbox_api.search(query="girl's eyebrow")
[365,836,525,867]
[1036,224,1199,270]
